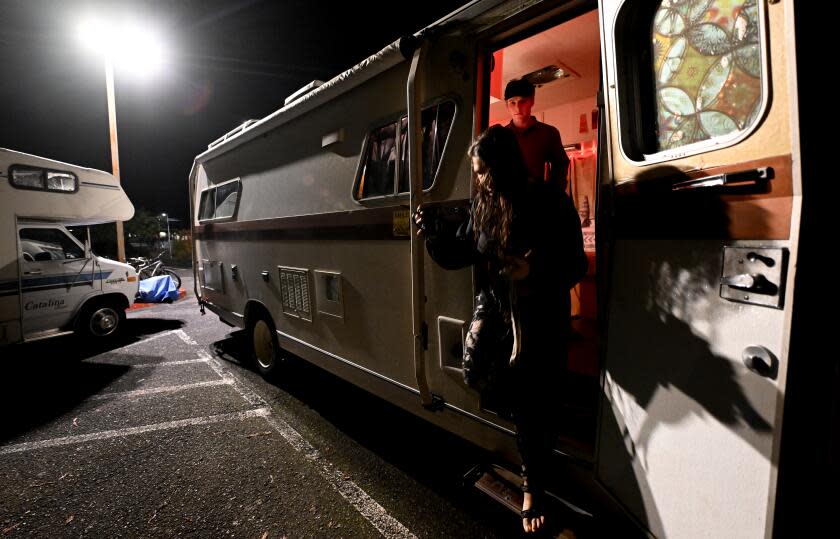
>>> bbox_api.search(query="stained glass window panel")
[652,0,762,151]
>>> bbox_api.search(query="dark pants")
[509,305,567,497]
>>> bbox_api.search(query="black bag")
[463,290,512,393]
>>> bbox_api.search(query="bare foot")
[522,491,545,533]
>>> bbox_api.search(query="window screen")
[357,123,397,199]
[199,189,215,220]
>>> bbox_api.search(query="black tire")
[250,311,283,380]
[161,268,182,290]
[77,300,126,339]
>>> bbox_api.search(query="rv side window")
[199,189,215,220]
[398,101,456,194]
[356,123,397,199]
[9,166,78,193]
[355,100,456,201]
[214,181,239,219]
[614,0,766,162]
[198,179,241,222]
[19,228,84,261]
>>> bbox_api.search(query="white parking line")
[173,330,418,539]
[0,408,271,456]
[88,379,233,401]
[118,329,183,349]
[131,359,209,368]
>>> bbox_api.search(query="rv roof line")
[198,41,405,160]
[198,0,497,160]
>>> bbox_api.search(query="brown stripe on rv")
[613,154,793,240]
[194,205,411,241]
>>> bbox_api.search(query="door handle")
[23,270,43,275]
[721,273,778,296]
[672,167,771,191]
[742,346,778,379]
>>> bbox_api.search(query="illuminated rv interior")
[487,10,602,457]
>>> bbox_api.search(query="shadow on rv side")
[597,167,781,532]
[0,318,184,444]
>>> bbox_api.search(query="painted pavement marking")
[174,329,418,539]
[130,358,209,368]
[0,408,271,456]
[88,379,233,401]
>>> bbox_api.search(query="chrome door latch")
[720,246,787,308]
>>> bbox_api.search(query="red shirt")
[506,118,570,188]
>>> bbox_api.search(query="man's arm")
[548,126,570,189]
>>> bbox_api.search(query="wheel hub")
[253,320,274,370]
[90,307,118,337]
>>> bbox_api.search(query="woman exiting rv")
[415,126,587,532]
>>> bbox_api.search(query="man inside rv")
[504,78,570,190]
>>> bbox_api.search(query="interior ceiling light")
[522,62,580,86]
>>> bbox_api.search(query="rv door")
[17,223,95,339]
[406,37,434,407]
[403,32,478,412]
[596,1,802,537]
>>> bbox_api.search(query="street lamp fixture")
[77,17,167,262]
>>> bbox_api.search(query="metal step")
[472,465,523,515]
[466,463,587,538]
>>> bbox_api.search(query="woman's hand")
[501,253,531,281]
[413,205,426,237]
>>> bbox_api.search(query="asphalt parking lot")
[0,271,603,538]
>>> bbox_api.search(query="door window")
[354,100,456,200]
[614,0,767,161]
[19,228,84,261]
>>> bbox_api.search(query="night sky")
[0,0,466,224]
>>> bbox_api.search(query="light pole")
[161,213,172,257]
[78,18,165,262]
[104,58,126,262]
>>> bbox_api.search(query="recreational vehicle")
[190,0,824,536]
[0,148,138,345]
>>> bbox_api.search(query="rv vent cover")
[522,62,580,86]
[208,119,259,149]
[279,267,312,321]
[284,80,324,107]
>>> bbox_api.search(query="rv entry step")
[464,462,591,538]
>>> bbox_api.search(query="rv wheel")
[251,314,282,379]
[78,301,125,339]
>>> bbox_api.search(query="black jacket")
[425,182,587,330]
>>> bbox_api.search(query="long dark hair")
[469,125,528,254]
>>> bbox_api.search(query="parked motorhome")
[190,1,823,536]
[0,148,138,345]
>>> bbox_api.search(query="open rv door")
[404,29,479,413]
[596,1,802,536]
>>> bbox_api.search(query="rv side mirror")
[34,252,52,262]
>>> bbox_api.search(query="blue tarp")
[137,275,179,303]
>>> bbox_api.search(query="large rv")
[190,1,825,536]
[0,148,138,345]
